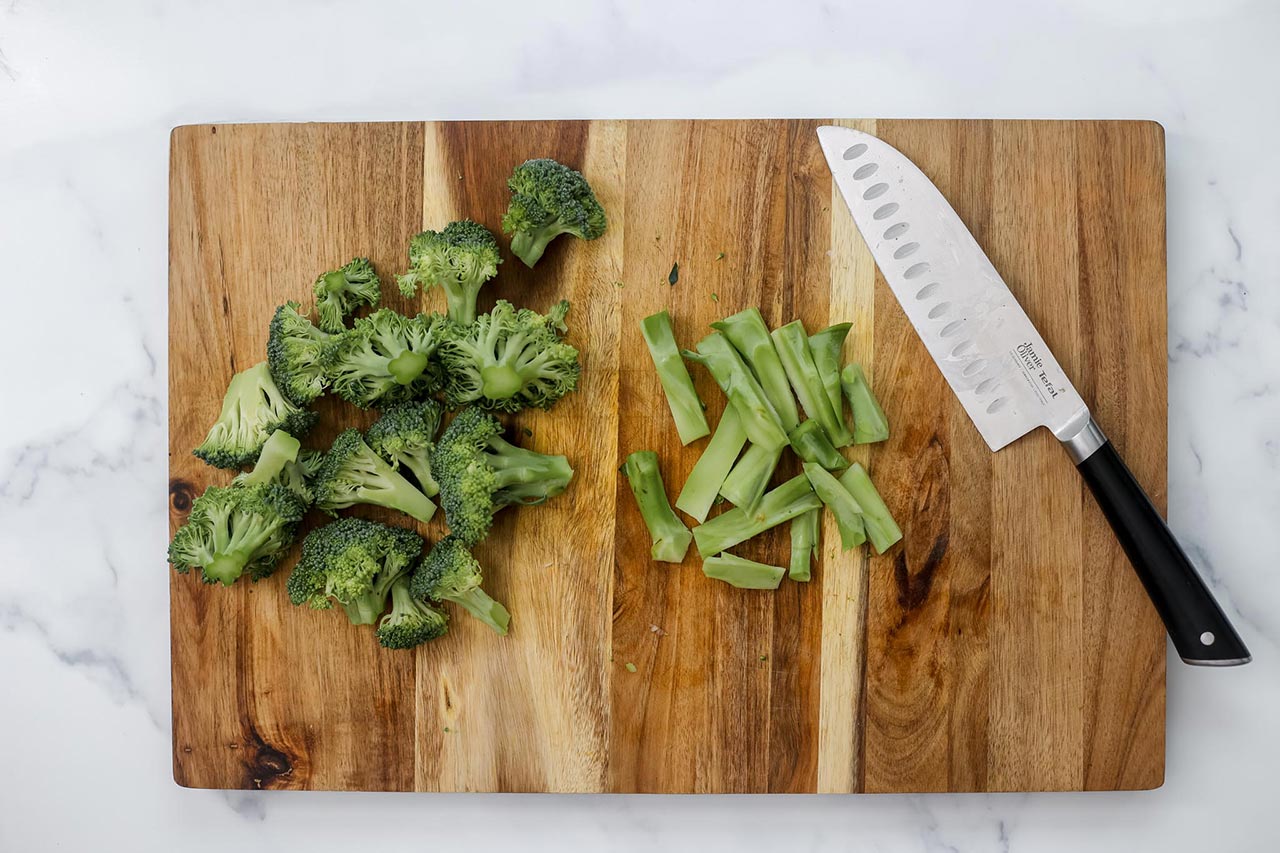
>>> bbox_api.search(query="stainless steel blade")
[817,125,1092,453]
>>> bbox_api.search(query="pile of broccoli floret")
[170,157,606,651]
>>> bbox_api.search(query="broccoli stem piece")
[809,323,852,422]
[237,430,301,486]
[624,450,692,563]
[790,508,819,582]
[701,553,786,590]
[803,462,866,550]
[685,332,788,452]
[788,420,849,471]
[692,474,821,558]
[640,311,710,445]
[772,320,853,448]
[675,406,747,523]
[450,586,512,635]
[841,363,890,445]
[712,308,799,433]
[840,463,902,554]
[719,443,782,515]
[486,436,574,504]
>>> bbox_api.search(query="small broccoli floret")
[193,361,318,470]
[377,577,449,648]
[232,431,321,504]
[168,482,306,586]
[502,158,607,268]
[324,309,444,409]
[366,400,443,496]
[313,429,438,524]
[431,408,574,545]
[286,517,424,625]
[313,258,382,334]
[267,301,333,405]
[412,535,511,635]
[439,300,580,413]
[396,220,501,326]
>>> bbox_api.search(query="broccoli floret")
[324,309,444,409]
[412,535,511,635]
[501,158,607,268]
[313,429,438,524]
[396,220,501,326]
[431,408,574,545]
[366,400,443,497]
[168,482,306,586]
[193,361,318,470]
[286,517,424,625]
[313,257,382,334]
[438,300,580,413]
[377,577,449,648]
[232,431,321,504]
[267,301,333,405]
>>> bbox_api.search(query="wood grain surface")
[168,119,1167,792]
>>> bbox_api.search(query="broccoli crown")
[168,483,306,586]
[286,517,423,621]
[502,158,607,267]
[365,400,442,495]
[267,301,332,406]
[376,577,449,649]
[324,309,444,409]
[438,299,580,413]
[397,220,501,325]
[411,535,511,635]
[312,428,438,525]
[431,407,574,545]
[193,361,318,470]
[313,257,382,333]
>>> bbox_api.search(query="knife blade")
[817,124,1250,666]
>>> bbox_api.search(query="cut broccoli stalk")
[675,406,747,523]
[685,332,788,452]
[789,508,820,582]
[702,553,786,590]
[712,307,799,433]
[803,462,866,550]
[771,320,853,448]
[692,474,821,558]
[640,311,710,445]
[623,450,692,563]
[237,429,301,486]
[719,443,782,515]
[841,364,890,445]
[788,420,849,471]
[840,463,902,554]
[809,322,852,422]
[313,429,437,524]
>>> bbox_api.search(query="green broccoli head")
[267,301,332,405]
[396,220,501,325]
[377,577,450,649]
[324,309,444,409]
[313,257,382,333]
[430,407,574,545]
[438,299,580,413]
[502,158,607,268]
[193,361,318,470]
[168,482,306,586]
[365,400,443,496]
[312,428,438,525]
[286,516,424,625]
[411,535,510,635]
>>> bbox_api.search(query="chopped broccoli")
[396,220,501,326]
[267,301,333,405]
[712,308,799,433]
[324,309,444,409]
[808,322,852,421]
[377,577,449,649]
[771,320,853,447]
[623,450,692,563]
[692,474,821,558]
[701,553,786,590]
[230,429,319,505]
[789,508,819,582]
[366,400,442,496]
[841,364,890,444]
[431,407,574,545]
[719,443,782,515]
[313,257,382,334]
[840,463,902,554]
[501,158,607,268]
[675,406,747,523]
[286,517,424,625]
[803,462,866,550]
[439,300,580,413]
[684,332,788,452]
[193,361,318,470]
[313,428,438,524]
[788,420,849,471]
[412,535,511,635]
[641,311,710,445]
[168,481,306,586]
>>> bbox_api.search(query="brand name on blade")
[1015,342,1060,399]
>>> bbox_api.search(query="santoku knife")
[817,125,1250,666]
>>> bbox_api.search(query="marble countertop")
[2,0,1277,850]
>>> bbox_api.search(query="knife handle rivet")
[1200,631,1216,646]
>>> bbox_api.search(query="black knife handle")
[1075,437,1251,665]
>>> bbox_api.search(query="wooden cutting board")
[168,119,1167,793]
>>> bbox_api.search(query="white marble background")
[2,0,1278,850]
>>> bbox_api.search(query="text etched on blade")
[1014,342,1059,404]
